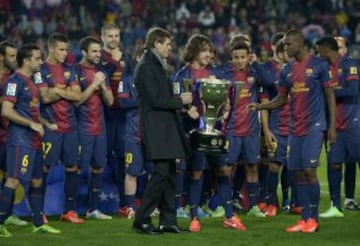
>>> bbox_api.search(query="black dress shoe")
[132,222,162,235]
[158,225,189,233]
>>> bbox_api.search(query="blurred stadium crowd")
[1,0,360,69]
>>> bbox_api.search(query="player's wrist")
[262,127,271,135]
[44,121,51,128]
[91,84,99,90]
[28,120,37,129]
[101,85,108,93]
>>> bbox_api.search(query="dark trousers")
[135,159,177,226]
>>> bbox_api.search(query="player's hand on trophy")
[223,102,231,112]
[221,101,231,121]
[180,92,193,105]
[187,105,199,119]
[222,110,229,121]
[247,102,262,111]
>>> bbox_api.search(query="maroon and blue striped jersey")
[278,55,333,136]
[37,62,78,133]
[223,63,261,136]
[101,50,131,108]
[3,72,41,150]
[74,64,110,136]
[259,59,290,136]
[118,77,140,143]
[330,55,360,130]
[0,71,12,145]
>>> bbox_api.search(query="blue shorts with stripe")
[267,134,288,165]
[288,131,324,171]
[42,129,78,167]
[6,145,42,181]
[124,140,153,176]
[328,128,360,164]
[227,134,260,164]
[189,150,227,172]
[79,133,107,169]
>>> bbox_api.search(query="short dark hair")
[316,36,339,52]
[0,40,16,56]
[271,32,285,46]
[275,39,285,55]
[228,33,251,48]
[47,33,69,49]
[285,29,304,44]
[134,45,145,59]
[230,42,250,54]
[79,36,101,52]
[17,44,40,67]
[145,27,172,49]
[183,34,214,63]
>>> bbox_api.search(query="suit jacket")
[134,49,190,160]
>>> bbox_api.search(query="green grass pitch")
[2,149,359,246]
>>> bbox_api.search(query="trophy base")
[190,130,228,154]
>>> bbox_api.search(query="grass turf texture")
[2,148,359,246]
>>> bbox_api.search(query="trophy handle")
[183,78,193,93]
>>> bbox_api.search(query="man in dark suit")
[132,27,193,235]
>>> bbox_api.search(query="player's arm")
[54,85,82,102]
[38,115,58,131]
[334,81,359,97]
[220,98,230,121]
[334,64,359,98]
[75,71,104,107]
[54,68,82,102]
[324,86,336,144]
[38,87,62,104]
[260,97,277,150]
[2,100,44,136]
[249,68,289,111]
[248,92,287,111]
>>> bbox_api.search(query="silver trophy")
[190,76,234,153]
